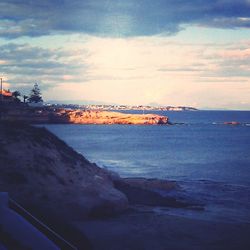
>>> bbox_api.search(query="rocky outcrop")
[223,121,240,125]
[2,105,169,125]
[0,122,128,220]
[53,109,169,125]
[114,178,199,208]
[118,177,178,191]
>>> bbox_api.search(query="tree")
[12,90,21,102]
[28,83,43,103]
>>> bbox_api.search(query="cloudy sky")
[1,0,250,109]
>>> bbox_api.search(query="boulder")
[114,178,191,208]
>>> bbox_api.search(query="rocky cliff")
[50,109,169,125]
[0,121,128,221]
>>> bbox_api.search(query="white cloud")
[2,30,250,109]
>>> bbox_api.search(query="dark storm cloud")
[0,0,250,38]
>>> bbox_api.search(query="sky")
[0,0,250,109]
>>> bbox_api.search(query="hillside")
[0,121,195,249]
[0,121,128,220]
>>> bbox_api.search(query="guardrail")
[9,198,78,250]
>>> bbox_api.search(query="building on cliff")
[0,90,14,103]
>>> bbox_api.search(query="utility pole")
[0,77,2,121]
[0,77,3,103]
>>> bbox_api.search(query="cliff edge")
[0,121,128,220]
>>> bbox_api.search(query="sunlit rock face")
[55,110,169,125]
[0,122,128,220]
[1,104,169,125]
[223,121,240,125]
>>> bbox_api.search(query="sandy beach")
[75,206,250,250]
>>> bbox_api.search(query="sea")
[44,110,250,224]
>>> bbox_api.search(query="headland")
[1,103,169,125]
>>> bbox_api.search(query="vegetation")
[12,91,21,102]
[28,83,43,104]
[1,82,43,106]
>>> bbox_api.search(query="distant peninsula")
[2,107,169,125]
[0,88,170,125]
[0,87,197,125]
[46,103,198,112]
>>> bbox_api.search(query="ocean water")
[44,111,250,223]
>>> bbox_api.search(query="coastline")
[1,120,250,250]
[1,104,169,125]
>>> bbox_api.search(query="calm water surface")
[44,111,250,223]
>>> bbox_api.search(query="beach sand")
[75,207,250,250]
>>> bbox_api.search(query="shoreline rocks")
[118,177,178,191]
[0,121,205,249]
[114,178,200,209]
